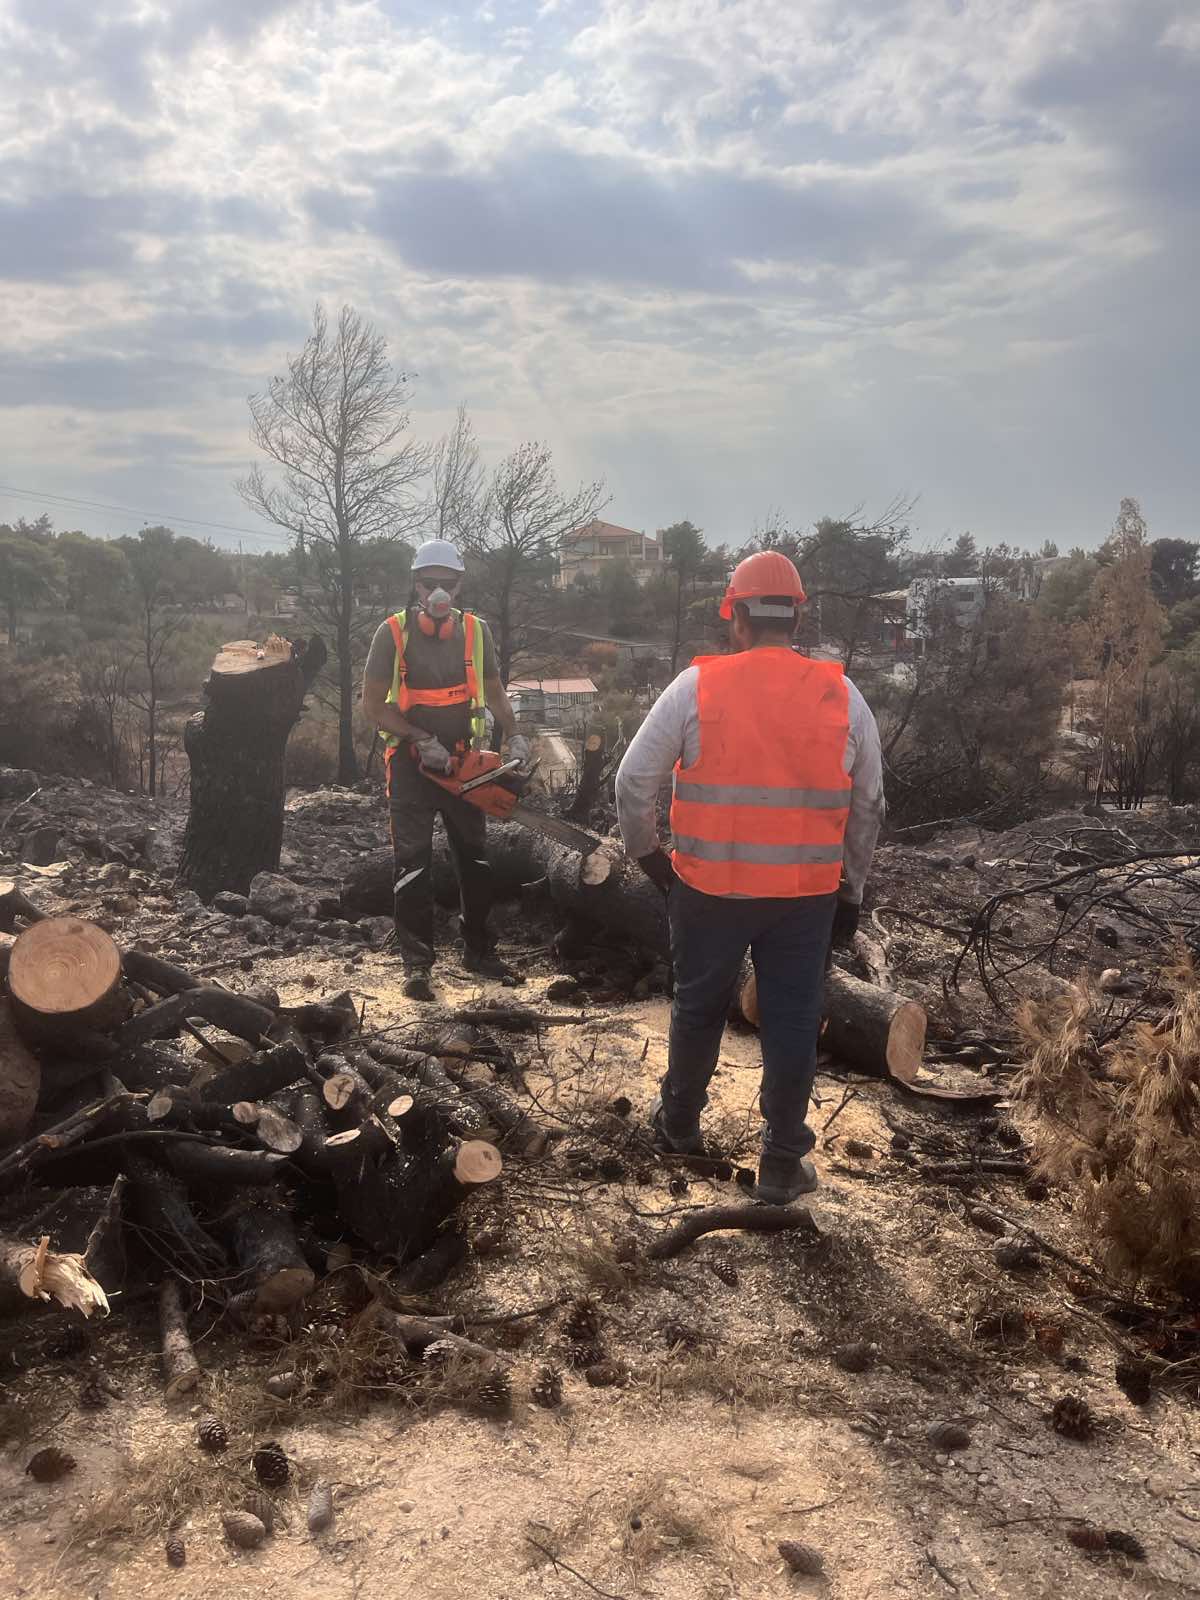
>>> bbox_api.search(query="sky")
[0,0,1197,554]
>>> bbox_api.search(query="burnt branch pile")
[0,894,514,1341]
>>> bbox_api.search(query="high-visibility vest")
[670,649,852,898]
[383,609,487,754]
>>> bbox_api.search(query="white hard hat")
[412,539,465,573]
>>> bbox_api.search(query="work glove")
[414,735,453,775]
[637,848,677,898]
[830,897,860,947]
[507,734,533,767]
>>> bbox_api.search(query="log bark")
[229,1204,315,1312]
[0,1232,110,1315]
[118,987,276,1051]
[341,821,551,917]
[159,1277,201,1399]
[166,1142,291,1187]
[544,840,669,958]
[738,966,926,1083]
[127,1154,227,1279]
[83,1174,127,1292]
[177,634,326,902]
[564,730,606,822]
[0,994,40,1146]
[390,1226,468,1294]
[330,1136,500,1261]
[7,917,131,1046]
[199,1041,309,1106]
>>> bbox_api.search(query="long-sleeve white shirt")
[615,660,885,903]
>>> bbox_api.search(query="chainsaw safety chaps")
[387,754,493,966]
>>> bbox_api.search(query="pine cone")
[221,1510,267,1550]
[307,1480,335,1534]
[1105,1529,1145,1561]
[165,1534,186,1568]
[563,1297,601,1344]
[927,1421,971,1451]
[584,1360,624,1388]
[475,1369,512,1416]
[993,1241,1041,1270]
[1051,1394,1096,1441]
[1067,1525,1108,1552]
[778,1540,825,1576]
[422,1338,461,1368]
[566,1339,605,1371]
[79,1376,108,1410]
[1114,1357,1153,1406]
[833,1341,875,1374]
[709,1259,739,1288]
[661,1320,701,1351]
[197,1415,228,1454]
[240,1491,276,1532]
[251,1440,290,1487]
[26,1447,76,1482]
[531,1365,564,1409]
[667,1174,689,1196]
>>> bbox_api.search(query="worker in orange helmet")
[615,548,884,1203]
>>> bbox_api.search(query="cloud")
[0,0,1196,550]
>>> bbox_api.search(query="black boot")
[403,967,436,1002]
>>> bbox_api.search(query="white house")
[507,676,598,731]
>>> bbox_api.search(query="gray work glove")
[507,733,533,767]
[414,735,453,774]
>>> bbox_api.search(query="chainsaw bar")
[506,803,603,856]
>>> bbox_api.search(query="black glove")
[637,849,677,897]
[830,897,860,947]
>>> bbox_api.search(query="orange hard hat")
[719,550,806,620]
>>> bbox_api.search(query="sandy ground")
[3,914,1200,1598]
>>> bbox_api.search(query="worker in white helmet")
[361,540,530,1000]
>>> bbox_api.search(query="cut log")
[199,1041,309,1107]
[7,918,130,1044]
[371,1305,507,1366]
[0,1232,110,1316]
[177,634,327,902]
[329,1136,501,1261]
[738,966,926,1084]
[230,1204,315,1312]
[390,1226,468,1294]
[341,821,551,917]
[159,1277,201,1399]
[0,878,48,933]
[544,840,669,958]
[118,987,275,1051]
[229,1102,303,1154]
[564,729,606,822]
[165,1143,291,1188]
[0,995,41,1147]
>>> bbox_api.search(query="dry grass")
[653,1347,784,1408]
[1016,963,1200,1296]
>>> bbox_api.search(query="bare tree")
[427,405,489,550]
[459,439,605,685]
[238,304,427,783]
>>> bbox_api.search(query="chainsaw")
[419,748,603,856]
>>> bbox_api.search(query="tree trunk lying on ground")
[177,634,326,902]
[341,822,551,917]
[738,965,927,1084]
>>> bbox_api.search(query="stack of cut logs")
[0,878,517,1369]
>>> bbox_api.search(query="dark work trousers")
[386,752,493,970]
[661,879,837,1166]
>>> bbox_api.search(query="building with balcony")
[558,520,662,588]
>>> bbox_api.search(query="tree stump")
[177,635,326,902]
[7,918,130,1047]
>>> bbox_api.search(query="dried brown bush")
[1015,967,1200,1296]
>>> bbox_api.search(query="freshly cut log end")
[453,1140,502,1186]
[8,918,126,1030]
[2,1234,110,1316]
[387,1094,415,1119]
[230,1205,316,1313]
[580,848,615,888]
[738,966,926,1084]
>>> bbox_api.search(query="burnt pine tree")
[238,305,427,782]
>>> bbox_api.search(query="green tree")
[0,517,62,646]
[1035,549,1099,626]
[57,530,130,621]
[239,303,428,782]
[661,519,707,672]
[943,531,978,576]
[1149,538,1199,608]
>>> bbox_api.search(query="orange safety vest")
[383,608,487,759]
[670,650,852,898]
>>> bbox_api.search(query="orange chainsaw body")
[419,748,524,820]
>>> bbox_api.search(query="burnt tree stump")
[177,634,326,902]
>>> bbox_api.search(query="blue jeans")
[661,879,836,1164]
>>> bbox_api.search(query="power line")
[0,482,294,544]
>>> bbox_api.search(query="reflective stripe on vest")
[669,649,852,898]
[384,609,487,749]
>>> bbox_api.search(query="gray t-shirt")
[365,610,497,749]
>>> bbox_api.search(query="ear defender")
[416,610,456,639]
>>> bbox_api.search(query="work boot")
[463,946,523,984]
[649,1095,704,1156]
[403,968,435,1003]
[753,1153,819,1206]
